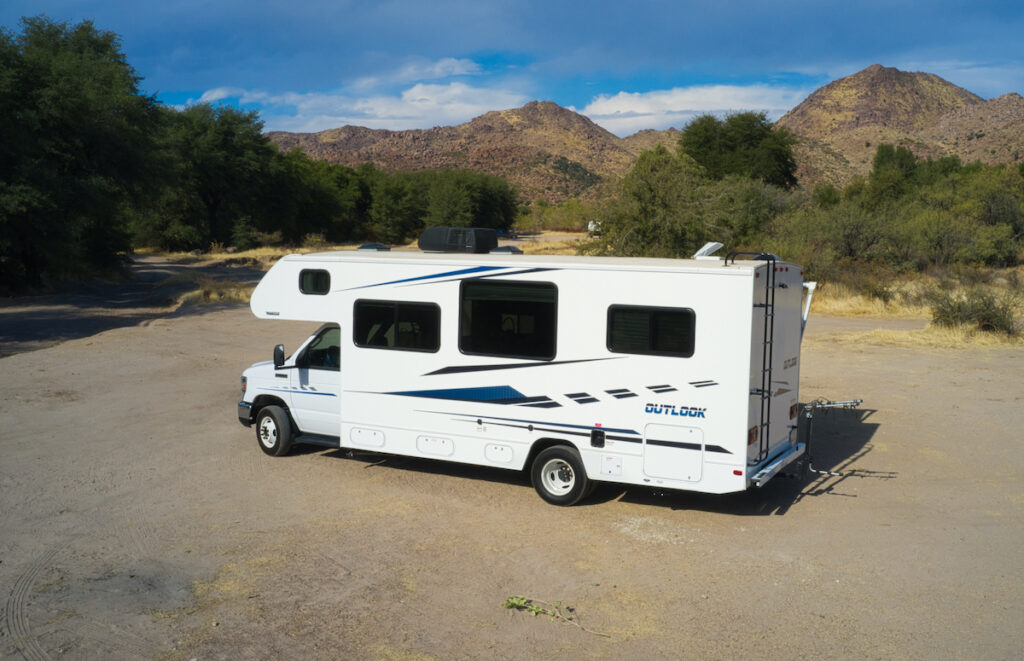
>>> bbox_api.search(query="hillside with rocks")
[268,101,652,202]
[268,66,1024,199]
[777,64,1024,186]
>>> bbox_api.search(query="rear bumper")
[751,442,805,487]
[238,401,253,427]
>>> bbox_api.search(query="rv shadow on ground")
[605,406,887,515]
[312,405,886,516]
[320,447,532,491]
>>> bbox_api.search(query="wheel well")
[251,395,289,422]
[525,437,578,471]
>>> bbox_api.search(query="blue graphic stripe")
[265,387,337,397]
[344,266,505,291]
[403,266,558,288]
[387,385,526,402]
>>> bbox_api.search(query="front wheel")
[531,446,590,506]
[256,405,293,457]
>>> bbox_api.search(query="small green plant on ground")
[502,595,609,637]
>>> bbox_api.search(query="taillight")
[241,376,247,396]
[747,426,759,446]
[790,403,798,420]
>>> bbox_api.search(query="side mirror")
[273,344,285,369]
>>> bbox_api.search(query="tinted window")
[353,300,440,352]
[460,280,556,360]
[303,326,341,370]
[608,305,695,357]
[299,269,330,295]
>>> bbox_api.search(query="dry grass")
[157,272,254,306]
[805,324,1024,349]
[810,280,931,318]
[178,280,254,306]
[520,238,585,255]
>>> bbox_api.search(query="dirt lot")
[1,291,1022,658]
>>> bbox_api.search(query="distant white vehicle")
[238,248,817,505]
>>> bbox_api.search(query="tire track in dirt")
[121,504,161,560]
[4,544,66,661]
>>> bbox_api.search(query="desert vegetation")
[2,16,1021,338]
[0,17,515,293]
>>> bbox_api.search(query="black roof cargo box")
[417,227,498,253]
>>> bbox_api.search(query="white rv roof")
[279,250,797,274]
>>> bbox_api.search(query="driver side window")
[303,326,341,370]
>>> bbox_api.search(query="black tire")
[530,445,590,506]
[255,405,293,457]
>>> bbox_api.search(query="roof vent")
[692,241,724,260]
[358,243,391,251]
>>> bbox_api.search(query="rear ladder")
[726,252,777,463]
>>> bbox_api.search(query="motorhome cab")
[237,246,815,505]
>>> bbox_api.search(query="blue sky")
[4,1,1023,136]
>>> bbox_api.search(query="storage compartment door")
[643,424,703,482]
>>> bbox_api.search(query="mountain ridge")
[267,66,1024,199]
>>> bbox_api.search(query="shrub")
[303,233,328,249]
[927,287,1019,335]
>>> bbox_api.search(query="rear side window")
[460,280,557,360]
[353,300,440,352]
[299,269,330,295]
[607,305,695,357]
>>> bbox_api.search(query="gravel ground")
[0,267,1021,659]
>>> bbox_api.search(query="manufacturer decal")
[644,403,707,418]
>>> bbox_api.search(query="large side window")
[302,325,341,370]
[607,305,695,357]
[299,269,330,295]
[460,280,556,360]
[353,300,440,352]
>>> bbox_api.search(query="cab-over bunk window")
[299,269,330,295]
[607,305,695,357]
[353,300,440,352]
[460,280,557,360]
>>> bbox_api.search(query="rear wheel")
[256,405,293,457]
[531,446,590,506]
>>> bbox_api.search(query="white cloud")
[197,86,246,103]
[353,57,483,89]
[213,81,530,133]
[580,84,813,136]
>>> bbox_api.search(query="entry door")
[290,326,341,437]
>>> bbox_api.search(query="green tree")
[1,16,161,290]
[369,174,422,243]
[594,146,710,257]
[678,112,797,189]
[866,144,917,204]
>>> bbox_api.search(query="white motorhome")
[237,248,815,505]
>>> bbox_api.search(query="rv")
[237,247,816,505]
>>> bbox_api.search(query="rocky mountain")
[268,101,664,203]
[268,66,1024,199]
[777,64,1024,186]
